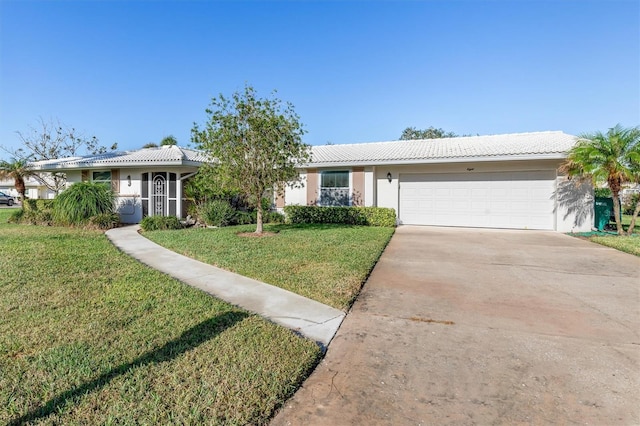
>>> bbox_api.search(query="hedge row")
[283,205,396,227]
[140,215,183,231]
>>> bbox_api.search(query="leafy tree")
[192,84,311,234]
[160,135,178,146]
[400,126,458,140]
[2,117,117,194]
[142,142,158,148]
[0,158,33,201]
[183,164,241,207]
[561,124,640,236]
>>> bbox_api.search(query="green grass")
[619,214,640,234]
[570,215,640,257]
[589,235,640,256]
[0,212,321,425]
[144,223,395,310]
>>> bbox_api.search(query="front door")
[152,174,167,216]
[141,172,177,217]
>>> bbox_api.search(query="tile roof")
[309,131,577,166]
[30,145,209,170]
[28,131,577,171]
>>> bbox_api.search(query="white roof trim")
[306,153,568,168]
[29,145,210,171]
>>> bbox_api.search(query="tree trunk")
[14,177,26,201]
[611,191,624,236]
[626,199,640,236]
[255,204,263,235]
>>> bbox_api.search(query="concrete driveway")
[272,226,640,425]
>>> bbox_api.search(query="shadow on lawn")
[10,311,249,426]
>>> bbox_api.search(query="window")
[320,171,350,206]
[92,171,111,186]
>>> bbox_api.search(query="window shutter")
[352,167,364,206]
[111,169,120,193]
[81,170,88,182]
[306,169,318,205]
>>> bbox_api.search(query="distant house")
[30,131,593,232]
[0,176,56,200]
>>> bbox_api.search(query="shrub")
[23,199,55,212]
[89,213,120,230]
[35,209,54,226]
[197,199,237,227]
[53,182,114,226]
[7,208,25,223]
[140,215,183,231]
[623,192,640,215]
[9,207,53,225]
[284,205,396,227]
[594,187,613,198]
[11,199,55,225]
[356,207,397,227]
[233,210,255,225]
[264,211,286,224]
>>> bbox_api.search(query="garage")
[399,170,557,230]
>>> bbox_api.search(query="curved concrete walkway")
[105,225,344,347]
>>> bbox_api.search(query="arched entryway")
[141,172,178,217]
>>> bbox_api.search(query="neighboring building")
[30,131,594,232]
[0,176,56,200]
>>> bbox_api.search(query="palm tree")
[561,124,640,236]
[0,158,32,202]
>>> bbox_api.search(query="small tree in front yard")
[192,84,311,234]
[561,124,640,235]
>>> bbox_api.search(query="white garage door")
[399,171,556,230]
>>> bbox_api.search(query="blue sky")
[0,0,638,157]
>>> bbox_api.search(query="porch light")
[127,175,132,186]
[387,172,392,183]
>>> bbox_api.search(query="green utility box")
[594,197,613,231]
[593,197,622,231]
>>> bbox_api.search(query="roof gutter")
[302,153,568,168]
[30,160,205,171]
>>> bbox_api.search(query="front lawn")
[589,235,640,257]
[587,214,640,256]
[577,214,640,257]
[144,223,395,310]
[0,214,321,425]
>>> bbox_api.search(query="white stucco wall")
[285,171,307,206]
[115,169,144,224]
[376,170,398,212]
[364,168,375,207]
[555,177,594,232]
